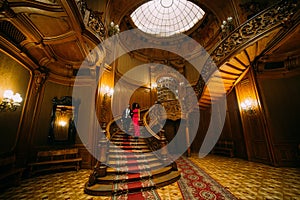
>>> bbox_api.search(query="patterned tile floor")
[190,154,300,200]
[0,169,184,200]
[1,154,299,200]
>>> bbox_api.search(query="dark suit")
[122,108,131,133]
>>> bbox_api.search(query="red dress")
[132,108,140,137]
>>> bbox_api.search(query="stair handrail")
[143,110,161,140]
[105,115,122,140]
[105,107,152,140]
[195,0,298,97]
[73,0,106,40]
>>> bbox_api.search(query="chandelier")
[221,16,234,38]
[108,21,120,36]
[0,90,23,112]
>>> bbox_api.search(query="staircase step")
[106,161,164,173]
[109,153,155,160]
[97,166,174,183]
[112,141,147,146]
[109,149,151,153]
[108,157,159,166]
[109,145,149,149]
[84,171,181,196]
[111,138,145,142]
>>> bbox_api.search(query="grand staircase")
[84,129,181,196]
[85,1,299,196]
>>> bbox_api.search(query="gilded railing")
[195,0,298,97]
[143,110,161,140]
[75,0,106,40]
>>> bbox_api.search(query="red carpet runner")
[177,156,237,200]
[101,131,236,199]
[108,132,164,199]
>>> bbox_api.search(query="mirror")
[48,96,80,145]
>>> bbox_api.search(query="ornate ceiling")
[105,0,300,85]
[0,0,299,107]
[0,0,105,84]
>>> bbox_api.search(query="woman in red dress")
[131,103,140,137]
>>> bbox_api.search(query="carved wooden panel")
[50,40,85,62]
[274,144,298,166]
[256,72,300,166]
[226,90,247,158]
[28,14,71,37]
[76,144,93,169]
[235,68,272,165]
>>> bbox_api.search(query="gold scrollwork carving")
[195,1,297,97]
[210,1,297,70]
[34,68,48,93]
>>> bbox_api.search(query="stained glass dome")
[130,0,205,37]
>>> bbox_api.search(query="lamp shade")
[3,90,13,99]
[12,93,23,103]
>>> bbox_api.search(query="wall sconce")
[100,86,114,124]
[0,90,23,112]
[240,97,257,115]
[150,82,157,90]
[58,120,67,127]
[108,21,120,36]
[103,86,114,99]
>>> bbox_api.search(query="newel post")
[88,129,108,186]
[159,130,169,163]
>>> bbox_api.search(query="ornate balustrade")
[75,0,106,40]
[194,0,298,98]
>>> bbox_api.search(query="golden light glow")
[151,82,157,89]
[58,120,67,127]
[240,97,257,114]
[0,89,23,112]
[3,90,14,99]
[103,85,114,97]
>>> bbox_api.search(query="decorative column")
[16,67,48,166]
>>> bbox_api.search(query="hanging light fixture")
[108,21,120,36]
[0,89,23,112]
[221,16,234,38]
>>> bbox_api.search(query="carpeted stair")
[85,131,181,196]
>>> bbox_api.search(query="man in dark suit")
[122,104,131,134]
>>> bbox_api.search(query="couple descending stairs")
[84,129,181,196]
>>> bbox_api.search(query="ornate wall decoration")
[34,67,48,93]
[161,100,183,121]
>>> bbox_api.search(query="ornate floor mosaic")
[0,169,184,200]
[189,154,300,200]
[1,154,299,199]
[177,156,237,200]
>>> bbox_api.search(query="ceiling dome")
[130,0,205,37]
